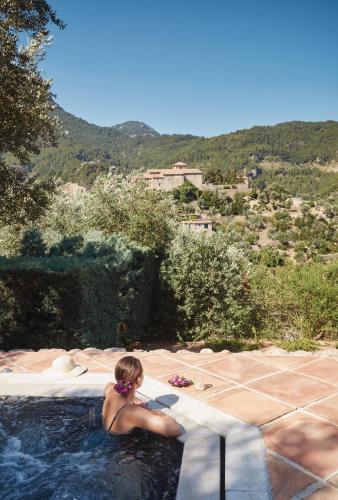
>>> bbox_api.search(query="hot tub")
[0,396,183,499]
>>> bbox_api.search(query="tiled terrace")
[1,346,338,499]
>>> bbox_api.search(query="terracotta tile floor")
[1,347,338,499]
[306,485,338,499]
[295,358,338,385]
[264,413,338,477]
[329,474,338,488]
[244,352,317,369]
[205,386,293,426]
[267,453,315,500]
[197,355,278,383]
[248,371,337,408]
[306,394,338,425]
[158,350,231,366]
[129,354,189,377]
[0,355,22,372]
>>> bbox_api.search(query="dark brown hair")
[115,356,143,385]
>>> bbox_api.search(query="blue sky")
[44,0,338,136]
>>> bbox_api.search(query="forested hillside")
[9,105,338,186]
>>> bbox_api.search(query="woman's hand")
[133,397,150,409]
[133,396,143,405]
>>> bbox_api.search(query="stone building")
[62,182,87,196]
[181,219,212,234]
[140,162,203,190]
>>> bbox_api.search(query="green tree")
[173,180,200,203]
[161,229,255,340]
[0,166,55,226]
[204,167,224,184]
[0,0,64,224]
[0,0,64,162]
[230,192,248,215]
[84,174,176,255]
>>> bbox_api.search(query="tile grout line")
[260,391,338,430]
[202,383,297,412]
[244,364,338,390]
[266,448,325,482]
[303,389,338,409]
[298,408,338,428]
[260,407,312,430]
[293,479,338,500]
[75,351,153,370]
[241,354,325,371]
[324,468,338,481]
[289,370,338,387]
[197,367,298,409]
[267,448,338,497]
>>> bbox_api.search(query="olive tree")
[0,0,64,225]
[84,174,176,255]
[161,228,255,340]
[0,0,64,161]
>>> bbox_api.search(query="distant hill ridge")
[55,105,160,140]
[20,105,338,186]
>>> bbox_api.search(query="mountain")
[110,121,159,137]
[55,105,159,140]
[13,105,338,187]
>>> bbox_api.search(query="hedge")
[0,236,157,350]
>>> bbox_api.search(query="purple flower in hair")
[114,380,133,394]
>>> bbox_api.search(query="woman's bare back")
[102,385,134,434]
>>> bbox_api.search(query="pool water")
[0,397,183,500]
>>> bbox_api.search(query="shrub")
[251,261,338,340]
[0,225,23,257]
[205,336,262,352]
[0,235,157,350]
[160,229,256,341]
[20,227,46,257]
[258,247,285,267]
[279,339,318,352]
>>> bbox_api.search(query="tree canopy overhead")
[0,0,64,162]
[0,0,64,226]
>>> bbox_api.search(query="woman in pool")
[102,356,181,437]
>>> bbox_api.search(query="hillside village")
[133,161,337,263]
[62,158,338,264]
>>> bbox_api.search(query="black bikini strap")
[108,403,130,431]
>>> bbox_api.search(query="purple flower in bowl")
[168,374,193,388]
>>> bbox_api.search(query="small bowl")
[168,375,193,388]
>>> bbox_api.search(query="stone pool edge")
[0,372,272,500]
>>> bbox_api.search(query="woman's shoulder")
[104,382,115,398]
[124,402,149,420]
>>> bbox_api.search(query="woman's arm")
[130,406,181,437]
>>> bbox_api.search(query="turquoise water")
[0,397,182,500]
